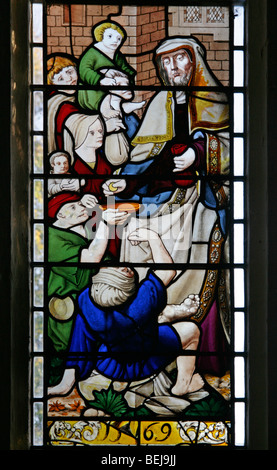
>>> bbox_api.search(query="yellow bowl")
[99,202,141,213]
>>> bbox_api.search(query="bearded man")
[107,36,230,377]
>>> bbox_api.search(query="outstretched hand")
[128,228,159,245]
[102,208,130,226]
[80,194,98,208]
[102,179,127,196]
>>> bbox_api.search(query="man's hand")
[102,208,129,225]
[101,68,128,79]
[60,179,80,192]
[105,117,126,132]
[80,194,98,208]
[128,228,175,286]
[173,147,196,172]
[128,228,159,245]
[102,179,127,196]
[99,76,116,86]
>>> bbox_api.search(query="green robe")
[77,46,136,111]
[48,226,97,354]
[48,226,93,299]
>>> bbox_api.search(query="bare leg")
[48,368,76,396]
[170,322,204,396]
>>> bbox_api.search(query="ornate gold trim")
[192,223,225,323]
[131,92,174,145]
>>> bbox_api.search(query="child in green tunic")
[77,21,145,116]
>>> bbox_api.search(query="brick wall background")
[46,3,229,115]
[47,4,229,86]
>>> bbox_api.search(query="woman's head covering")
[63,113,103,162]
[91,267,137,307]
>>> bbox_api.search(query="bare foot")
[171,373,204,396]
[48,369,75,396]
[122,101,146,114]
[158,294,200,323]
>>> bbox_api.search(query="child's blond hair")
[47,56,77,85]
[93,22,124,43]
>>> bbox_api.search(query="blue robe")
[66,272,182,381]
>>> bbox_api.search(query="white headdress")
[91,267,136,307]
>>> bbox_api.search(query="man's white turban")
[91,267,137,307]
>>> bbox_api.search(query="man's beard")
[167,71,191,86]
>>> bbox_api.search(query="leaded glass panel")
[30,1,247,450]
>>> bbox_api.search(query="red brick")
[51,46,66,53]
[59,37,71,47]
[145,77,156,86]
[137,13,150,26]
[48,5,63,17]
[72,26,83,37]
[146,42,159,51]
[91,16,106,26]
[216,50,229,61]
[86,5,102,16]
[74,36,91,47]
[56,16,64,27]
[139,70,150,81]
[50,26,66,37]
[137,54,151,64]
[142,22,158,35]
[158,21,166,31]
[137,33,150,46]
[206,50,215,61]
[142,60,154,72]
[215,70,229,82]
[72,46,83,58]
[141,6,158,14]
[83,27,92,37]
[150,11,165,23]
[47,37,58,46]
[210,41,229,51]
[202,41,210,51]
[150,30,164,43]
[102,5,119,16]
[208,60,222,70]
[47,16,56,27]
[202,34,214,42]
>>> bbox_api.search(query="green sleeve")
[48,228,92,296]
[48,228,87,263]
[114,52,136,83]
[79,47,113,86]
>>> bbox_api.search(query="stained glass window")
[30,1,247,450]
